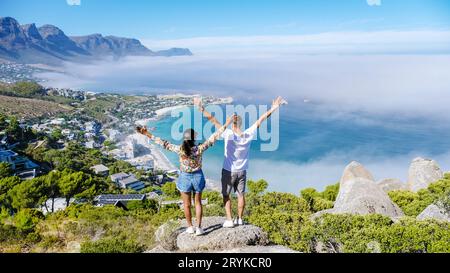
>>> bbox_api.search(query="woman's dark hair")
[181,128,196,156]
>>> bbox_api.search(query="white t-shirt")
[221,125,258,172]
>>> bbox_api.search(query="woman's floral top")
[149,124,227,173]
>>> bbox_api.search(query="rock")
[407,157,443,192]
[66,241,81,253]
[417,204,450,222]
[151,216,289,253]
[334,177,404,218]
[154,219,184,251]
[176,217,269,252]
[217,245,299,253]
[147,244,297,253]
[339,161,374,185]
[335,161,375,209]
[377,178,407,192]
[314,241,342,253]
[313,162,404,219]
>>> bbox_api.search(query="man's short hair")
[233,115,242,128]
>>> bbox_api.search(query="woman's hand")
[136,125,149,135]
[193,97,205,112]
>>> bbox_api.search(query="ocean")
[147,101,450,193]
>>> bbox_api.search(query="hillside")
[0,95,72,119]
[0,16,193,65]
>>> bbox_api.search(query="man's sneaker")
[195,227,205,236]
[185,226,195,234]
[233,218,245,226]
[222,220,235,228]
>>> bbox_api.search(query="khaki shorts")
[221,168,247,196]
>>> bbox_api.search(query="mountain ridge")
[0,16,192,65]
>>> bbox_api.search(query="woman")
[136,115,233,236]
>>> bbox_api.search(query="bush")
[13,209,44,233]
[300,183,339,212]
[126,199,158,212]
[12,81,44,97]
[309,213,450,253]
[80,236,145,253]
[389,177,450,216]
[161,182,179,199]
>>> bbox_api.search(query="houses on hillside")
[94,194,146,208]
[110,172,145,191]
[0,149,39,179]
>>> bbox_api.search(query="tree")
[0,162,13,179]
[8,178,46,211]
[51,129,63,141]
[42,171,61,213]
[6,116,21,142]
[58,169,101,206]
[0,176,21,212]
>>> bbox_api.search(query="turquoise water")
[147,102,450,193]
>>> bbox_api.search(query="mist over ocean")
[147,102,450,193]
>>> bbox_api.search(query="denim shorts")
[177,170,206,193]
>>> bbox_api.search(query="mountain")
[0,16,192,65]
[70,34,153,57]
[154,48,193,57]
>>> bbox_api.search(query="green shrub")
[161,182,179,199]
[300,183,339,212]
[126,199,158,212]
[13,209,44,233]
[389,177,450,216]
[80,236,144,253]
[309,214,450,253]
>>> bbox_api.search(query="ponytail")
[181,129,196,156]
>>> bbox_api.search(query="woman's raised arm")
[136,126,179,153]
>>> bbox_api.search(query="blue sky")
[1,0,449,39]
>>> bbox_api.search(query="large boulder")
[407,157,443,192]
[334,161,374,208]
[151,217,295,253]
[340,161,374,184]
[377,178,407,192]
[333,177,404,217]
[417,204,449,222]
[313,161,404,219]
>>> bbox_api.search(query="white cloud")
[367,0,381,6]
[141,30,450,54]
[36,30,450,121]
[66,0,81,6]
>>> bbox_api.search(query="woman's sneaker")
[185,226,195,234]
[233,218,245,226]
[222,220,235,228]
[195,227,205,236]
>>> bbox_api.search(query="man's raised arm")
[252,96,288,129]
[193,97,223,129]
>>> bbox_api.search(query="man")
[194,96,287,228]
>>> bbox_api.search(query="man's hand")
[193,97,204,112]
[272,96,288,109]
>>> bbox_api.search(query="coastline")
[133,98,232,192]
